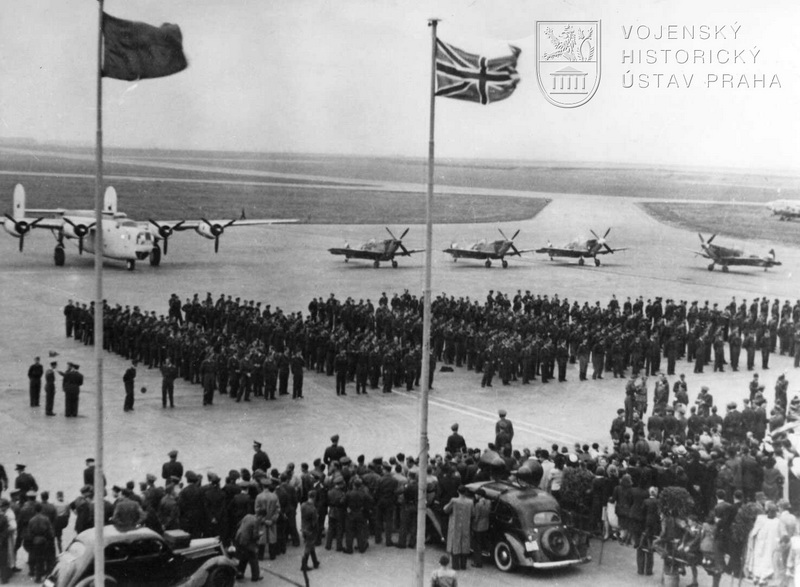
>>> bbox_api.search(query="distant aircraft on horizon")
[767,200,800,221]
[694,233,781,272]
[443,229,533,268]
[2,183,296,270]
[328,227,423,268]
[535,228,626,266]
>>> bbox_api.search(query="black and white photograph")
[1,0,799,585]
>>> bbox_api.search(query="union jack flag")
[435,39,521,105]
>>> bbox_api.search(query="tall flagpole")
[94,0,106,584]
[414,17,438,587]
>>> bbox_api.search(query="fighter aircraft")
[695,233,781,272]
[3,183,296,270]
[442,229,532,268]
[534,228,626,266]
[767,200,800,221]
[328,227,423,268]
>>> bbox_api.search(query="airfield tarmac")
[1,160,799,586]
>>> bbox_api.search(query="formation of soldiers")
[62,291,800,406]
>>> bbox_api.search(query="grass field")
[2,143,799,203]
[0,172,551,224]
[639,202,800,248]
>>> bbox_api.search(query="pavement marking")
[258,565,305,586]
[394,390,580,446]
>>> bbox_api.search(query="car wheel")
[541,527,571,559]
[205,566,236,587]
[493,539,516,572]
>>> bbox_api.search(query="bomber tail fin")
[12,184,25,220]
[103,186,118,214]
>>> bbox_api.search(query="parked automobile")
[427,480,592,573]
[43,526,237,587]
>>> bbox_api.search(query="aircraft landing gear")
[501,260,508,269]
[150,245,161,267]
[373,260,380,268]
[722,265,729,273]
[594,258,601,267]
[54,245,65,267]
[391,260,398,268]
[485,259,492,268]
[578,257,585,266]
[707,263,715,271]
[126,259,136,271]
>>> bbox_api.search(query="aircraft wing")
[595,247,628,255]
[328,247,380,260]
[443,247,492,260]
[397,248,425,256]
[534,246,584,257]
[8,216,65,230]
[154,218,298,230]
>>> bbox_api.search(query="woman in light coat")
[443,485,473,571]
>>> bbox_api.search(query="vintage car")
[428,480,592,573]
[43,526,237,587]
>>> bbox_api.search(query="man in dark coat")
[300,491,320,572]
[25,502,54,582]
[44,361,57,416]
[445,424,467,455]
[28,357,43,408]
[252,442,271,473]
[178,471,205,538]
[60,363,84,418]
[160,357,178,408]
[123,360,137,412]
[162,450,183,483]
[323,435,346,468]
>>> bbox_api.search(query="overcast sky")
[1,0,798,171]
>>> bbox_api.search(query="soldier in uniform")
[495,409,514,451]
[344,477,371,554]
[28,357,43,408]
[123,360,137,412]
[60,363,84,418]
[277,349,290,396]
[162,450,183,483]
[44,361,57,416]
[291,350,306,399]
[334,350,348,396]
[160,358,178,408]
[445,424,467,455]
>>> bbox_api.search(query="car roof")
[75,525,163,547]
[467,480,561,512]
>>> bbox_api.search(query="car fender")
[174,555,237,587]
[504,532,531,568]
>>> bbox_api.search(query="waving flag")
[102,12,188,81]
[435,39,521,105]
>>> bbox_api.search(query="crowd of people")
[51,291,800,414]
[6,366,800,585]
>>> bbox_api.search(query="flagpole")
[414,17,438,587]
[94,0,106,585]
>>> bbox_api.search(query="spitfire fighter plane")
[695,233,781,272]
[328,227,423,268]
[443,229,532,268]
[767,200,800,221]
[535,228,626,266]
[3,183,296,270]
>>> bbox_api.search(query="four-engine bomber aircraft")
[767,200,800,221]
[3,184,296,270]
[328,227,423,268]
[443,229,533,268]
[535,228,626,266]
[695,233,781,272]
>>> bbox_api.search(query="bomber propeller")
[202,218,238,253]
[63,218,95,255]
[4,215,44,252]
[148,219,186,255]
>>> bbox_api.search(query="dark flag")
[102,13,188,81]
[435,39,520,105]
